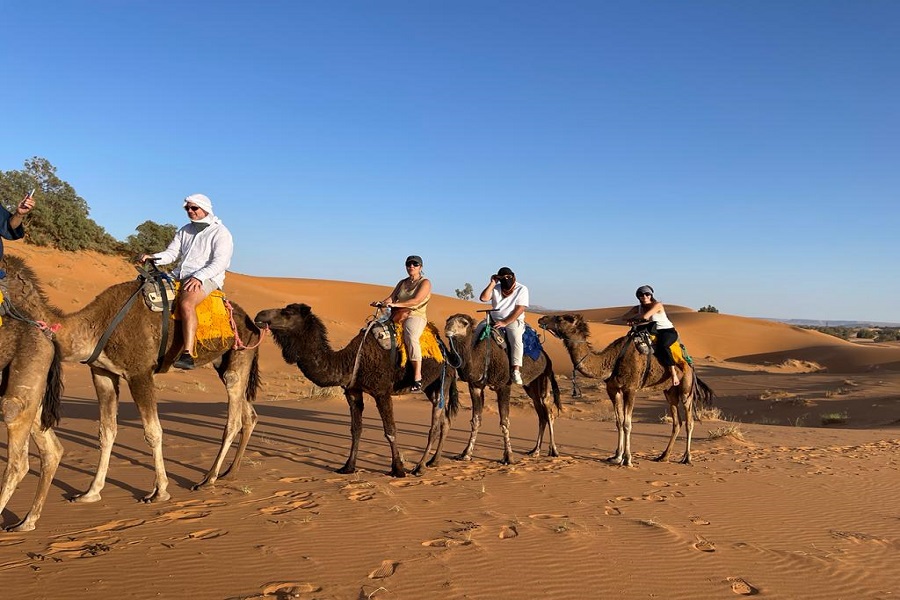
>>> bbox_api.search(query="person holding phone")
[139,193,233,370]
[0,189,36,277]
[480,266,530,385]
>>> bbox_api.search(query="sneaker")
[512,370,523,385]
[174,352,195,370]
[410,380,423,392]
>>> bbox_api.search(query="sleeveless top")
[647,306,675,330]
[395,278,430,319]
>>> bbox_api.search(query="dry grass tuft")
[707,420,744,441]
[820,411,849,425]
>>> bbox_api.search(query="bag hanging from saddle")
[390,306,411,324]
[142,277,177,312]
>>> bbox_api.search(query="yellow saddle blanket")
[170,286,235,351]
[395,322,444,367]
[0,288,4,327]
[649,335,690,372]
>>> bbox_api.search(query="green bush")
[698,305,719,313]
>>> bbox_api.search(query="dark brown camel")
[253,303,459,477]
[0,316,63,531]
[0,255,261,503]
[538,313,715,466]
[444,313,562,463]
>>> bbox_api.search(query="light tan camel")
[444,313,561,463]
[538,313,715,466]
[0,313,63,531]
[1,255,261,503]
[254,303,459,477]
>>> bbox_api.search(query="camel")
[538,313,715,466]
[0,255,261,503]
[254,303,459,477]
[0,315,63,531]
[444,313,562,463]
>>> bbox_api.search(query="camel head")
[444,313,475,340]
[253,303,314,332]
[537,313,590,342]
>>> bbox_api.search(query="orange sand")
[2,244,899,599]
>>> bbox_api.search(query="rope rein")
[224,299,267,350]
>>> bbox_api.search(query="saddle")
[169,282,235,351]
[367,319,444,366]
[475,320,543,361]
[630,323,692,371]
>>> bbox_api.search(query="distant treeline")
[802,325,900,343]
[1,157,176,256]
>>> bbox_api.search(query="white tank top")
[649,308,675,330]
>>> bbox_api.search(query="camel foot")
[653,454,670,463]
[410,464,427,477]
[548,447,560,458]
[525,446,540,457]
[679,455,693,465]
[70,491,103,504]
[389,467,407,478]
[140,488,171,504]
[426,456,442,468]
[453,453,473,462]
[191,478,215,491]
[499,455,517,466]
[336,464,356,475]
[605,455,624,465]
[5,518,37,533]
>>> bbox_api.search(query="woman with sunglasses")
[372,255,432,391]
[620,285,681,386]
[140,193,234,370]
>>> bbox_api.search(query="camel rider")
[0,190,36,279]
[620,285,681,386]
[140,194,233,370]
[373,255,432,392]
[480,266,529,385]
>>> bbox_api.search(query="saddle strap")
[82,281,145,366]
[155,274,173,372]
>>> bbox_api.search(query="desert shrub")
[455,283,474,301]
[821,412,849,425]
[856,328,876,339]
[876,328,900,342]
[698,305,719,313]
[122,220,178,257]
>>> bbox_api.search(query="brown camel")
[0,315,63,531]
[444,313,562,463]
[254,303,459,477]
[0,255,261,503]
[538,313,715,466]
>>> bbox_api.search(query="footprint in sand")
[0,538,25,548]
[528,513,568,520]
[261,581,321,596]
[368,559,399,579]
[727,577,759,595]
[642,492,667,502]
[499,525,518,539]
[347,490,375,502]
[182,528,228,540]
[258,499,319,515]
[277,476,318,484]
[693,537,716,552]
[46,536,118,559]
[604,506,622,516]
[690,516,710,525]
[648,480,670,487]
[153,509,211,522]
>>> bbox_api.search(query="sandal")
[410,380,423,392]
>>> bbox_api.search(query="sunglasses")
[406,261,421,267]
[637,292,652,297]
[185,205,203,212]
[498,274,513,280]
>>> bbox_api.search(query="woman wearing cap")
[140,193,234,370]
[620,285,681,386]
[480,266,530,385]
[372,255,432,391]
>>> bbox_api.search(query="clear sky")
[2,1,897,322]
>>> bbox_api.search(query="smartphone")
[27,188,35,198]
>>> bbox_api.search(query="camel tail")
[692,375,716,421]
[446,370,461,419]
[245,352,261,403]
[40,342,64,431]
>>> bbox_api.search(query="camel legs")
[455,382,484,461]
[497,387,516,465]
[129,373,171,502]
[655,390,682,463]
[605,387,636,466]
[524,377,559,458]
[373,394,406,478]
[337,390,365,474]
[411,385,447,476]
[72,369,121,503]
[193,358,259,489]
[1,357,61,532]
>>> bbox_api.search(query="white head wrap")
[183,193,213,216]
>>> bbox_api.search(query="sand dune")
[2,244,899,599]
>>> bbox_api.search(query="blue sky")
[2,1,897,322]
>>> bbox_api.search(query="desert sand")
[2,243,899,599]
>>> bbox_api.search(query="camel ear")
[299,304,312,316]
[563,314,575,323]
